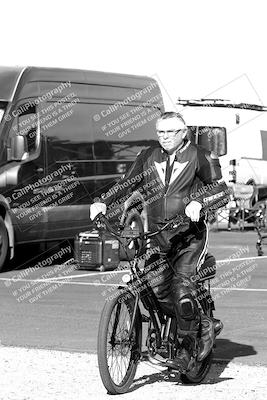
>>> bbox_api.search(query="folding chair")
[227,183,256,230]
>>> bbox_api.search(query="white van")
[0,66,164,270]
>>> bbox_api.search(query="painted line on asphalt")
[43,272,118,280]
[2,254,265,285]
[209,245,241,249]
[1,255,267,287]
[42,270,130,280]
[1,277,267,291]
[217,255,267,263]
[0,277,125,286]
[212,287,267,292]
[42,254,267,281]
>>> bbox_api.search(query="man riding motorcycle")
[90,111,230,370]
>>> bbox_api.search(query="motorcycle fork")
[139,284,166,347]
[167,317,179,359]
[111,301,122,344]
[127,294,140,339]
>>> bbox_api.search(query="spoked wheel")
[97,290,142,394]
[180,350,213,384]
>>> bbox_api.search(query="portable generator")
[74,208,145,270]
[74,229,120,271]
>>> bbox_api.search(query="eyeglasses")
[156,129,184,138]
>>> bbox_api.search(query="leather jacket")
[102,140,230,228]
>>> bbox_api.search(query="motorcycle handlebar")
[93,211,192,241]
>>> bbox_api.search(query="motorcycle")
[96,211,219,394]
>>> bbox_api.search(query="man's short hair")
[158,111,186,126]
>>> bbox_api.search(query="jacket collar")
[160,139,191,160]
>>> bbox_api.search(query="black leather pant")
[145,220,208,336]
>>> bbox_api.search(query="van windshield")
[0,101,7,123]
[0,108,5,123]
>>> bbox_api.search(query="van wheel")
[0,216,10,272]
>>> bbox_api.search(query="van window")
[40,101,94,203]
[187,126,227,156]
[41,101,94,169]
[41,101,160,200]
[92,104,159,157]
[41,101,159,162]
[92,103,160,198]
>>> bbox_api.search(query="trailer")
[177,98,267,188]
[177,99,267,230]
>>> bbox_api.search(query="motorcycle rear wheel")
[180,349,213,384]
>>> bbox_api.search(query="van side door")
[39,100,95,240]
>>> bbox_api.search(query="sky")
[1,0,267,109]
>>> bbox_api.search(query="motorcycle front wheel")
[97,289,142,394]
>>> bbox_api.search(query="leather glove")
[185,200,202,222]
[89,202,107,221]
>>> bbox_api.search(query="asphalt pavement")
[0,229,267,399]
[0,229,266,364]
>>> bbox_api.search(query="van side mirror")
[7,105,39,161]
[10,135,26,160]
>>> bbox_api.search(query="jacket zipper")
[164,159,174,220]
